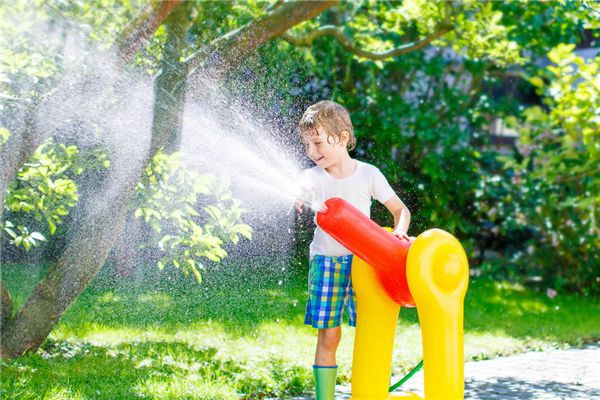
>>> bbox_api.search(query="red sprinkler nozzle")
[316,197,415,307]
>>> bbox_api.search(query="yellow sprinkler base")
[350,228,469,400]
[350,254,401,400]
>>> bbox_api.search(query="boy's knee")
[318,328,341,349]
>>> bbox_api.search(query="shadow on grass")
[1,337,313,400]
[0,340,231,399]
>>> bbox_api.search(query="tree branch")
[184,0,337,76]
[555,166,600,184]
[264,0,285,13]
[281,23,453,60]
[111,0,183,62]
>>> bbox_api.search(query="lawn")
[1,258,599,399]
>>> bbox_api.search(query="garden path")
[290,342,600,399]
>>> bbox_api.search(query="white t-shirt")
[300,160,396,259]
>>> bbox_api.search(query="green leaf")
[233,224,253,240]
[187,259,202,284]
[48,219,56,235]
[529,76,544,89]
[4,228,17,239]
[30,232,46,241]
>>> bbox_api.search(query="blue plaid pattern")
[304,254,356,328]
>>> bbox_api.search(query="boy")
[295,100,411,400]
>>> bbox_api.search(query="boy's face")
[303,126,349,169]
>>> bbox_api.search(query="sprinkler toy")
[316,198,469,400]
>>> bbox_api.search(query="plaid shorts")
[304,254,356,329]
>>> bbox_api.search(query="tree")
[0,0,335,359]
[0,0,184,358]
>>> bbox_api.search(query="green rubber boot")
[313,365,337,400]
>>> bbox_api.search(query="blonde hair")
[298,100,356,150]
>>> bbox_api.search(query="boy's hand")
[294,200,304,214]
[392,230,412,241]
[293,184,312,215]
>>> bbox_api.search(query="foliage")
[0,1,61,114]
[436,0,524,66]
[131,150,253,283]
[287,0,525,66]
[1,139,109,250]
[498,44,599,293]
[523,44,599,178]
[499,0,600,59]
[0,0,142,104]
[131,1,268,76]
[1,1,254,280]
[274,29,494,255]
[44,0,144,45]
[270,0,599,294]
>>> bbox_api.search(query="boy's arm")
[384,195,411,241]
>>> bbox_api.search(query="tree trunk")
[150,4,189,155]
[0,157,147,358]
[113,210,144,278]
[0,102,41,215]
[0,1,183,358]
[0,3,190,360]
[0,281,13,327]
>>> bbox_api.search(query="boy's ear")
[339,130,350,146]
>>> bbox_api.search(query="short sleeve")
[370,167,396,204]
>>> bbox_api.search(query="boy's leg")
[305,255,349,400]
[313,327,341,400]
[315,326,341,365]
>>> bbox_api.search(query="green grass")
[1,259,599,399]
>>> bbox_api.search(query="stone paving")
[291,343,600,399]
